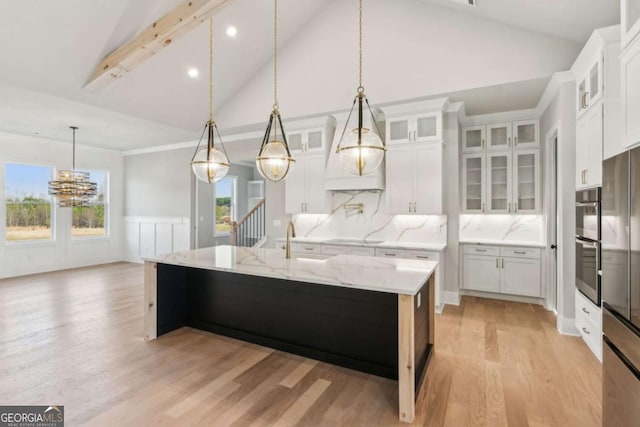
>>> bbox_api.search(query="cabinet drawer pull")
[582,307,590,315]
[513,251,527,255]
[475,248,487,252]
[304,247,315,251]
[582,327,590,335]
[481,202,485,212]
[416,255,430,259]
[384,253,397,257]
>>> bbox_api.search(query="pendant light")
[256,0,295,183]
[191,18,230,184]
[48,126,97,207]
[335,0,385,176]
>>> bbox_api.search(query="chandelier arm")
[275,113,293,158]
[357,95,363,148]
[335,97,358,152]
[190,123,209,162]
[213,123,231,162]
[364,96,385,147]
[258,113,275,155]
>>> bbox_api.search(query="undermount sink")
[325,239,384,245]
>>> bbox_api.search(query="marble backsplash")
[459,214,544,243]
[293,191,447,244]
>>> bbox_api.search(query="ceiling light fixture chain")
[273,0,279,111]
[358,0,363,92]
[209,17,214,122]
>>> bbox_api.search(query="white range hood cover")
[324,109,385,191]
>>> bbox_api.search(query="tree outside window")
[71,170,108,238]
[5,163,53,242]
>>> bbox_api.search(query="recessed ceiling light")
[188,68,199,78]
[226,25,237,38]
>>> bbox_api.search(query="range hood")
[324,110,385,191]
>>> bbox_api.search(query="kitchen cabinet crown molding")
[570,25,620,79]
[380,98,449,119]
[462,109,539,128]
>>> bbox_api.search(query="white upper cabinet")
[385,142,443,214]
[285,153,329,214]
[486,123,512,151]
[463,119,539,153]
[576,103,604,190]
[576,56,603,118]
[512,120,540,148]
[622,0,640,49]
[462,153,485,213]
[621,31,640,149]
[287,128,328,153]
[486,152,512,213]
[513,149,541,213]
[386,111,442,145]
[462,126,486,152]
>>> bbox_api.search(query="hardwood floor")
[0,263,601,426]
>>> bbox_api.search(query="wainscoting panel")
[124,217,190,263]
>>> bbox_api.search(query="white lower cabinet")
[575,289,602,361]
[462,244,542,298]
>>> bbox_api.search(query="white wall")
[0,132,124,278]
[217,0,581,128]
[540,80,577,334]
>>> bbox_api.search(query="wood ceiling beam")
[84,0,233,91]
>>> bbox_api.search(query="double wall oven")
[576,188,601,306]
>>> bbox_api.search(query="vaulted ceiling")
[0,0,619,151]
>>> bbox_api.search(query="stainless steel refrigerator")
[602,148,640,426]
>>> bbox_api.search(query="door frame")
[544,125,559,313]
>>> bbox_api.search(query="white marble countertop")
[275,237,447,252]
[459,239,546,248]
[144,245,437,296]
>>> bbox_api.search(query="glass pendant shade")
[191,121,230,184]
[191,146,230,183]
[337,127,385,176]
[256,109,294,182]
[48,127,97,207]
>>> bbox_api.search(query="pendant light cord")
[209,18,214,123]
[71,126,77,171]
[273,0,278,111]
[358,0,363,92]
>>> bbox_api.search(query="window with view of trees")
[5,163,53,242]
[71,170,107,238]
[215,176,236,235]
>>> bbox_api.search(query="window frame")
[70,169,110,240]
[4,161,56,245]
[214,175,237,237]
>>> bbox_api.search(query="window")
[71,170,108,238]
[5,163,54,242]
[215,176,237,235]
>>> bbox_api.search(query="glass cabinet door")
[487,123,512,151]
[513,149,540,213]
[387,118,411,144]
[462,126,486,152]
[463,154,485,212]
[487,153,512,212]
[287,132,304,152]
[306,130,323,151]
[512,120,539,148]
[415,114,439,142]
[578,77,588,115]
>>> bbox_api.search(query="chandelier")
[48,126,97,207]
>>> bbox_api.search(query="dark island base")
[155,264,432,390]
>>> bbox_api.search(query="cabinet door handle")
[496,258,499,268]
[409,202,412,213]
[413,202,417,212]
[413,130,417,141]
[582,92,589,109]
[585,170,588,184]
[501,258,505,269]
[582,307,590,315]
[582,327,590,335]
[507,137,511,147]
[514,136,518,146]
[481,202,485,212]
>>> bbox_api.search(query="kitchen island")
[143,245,436,423]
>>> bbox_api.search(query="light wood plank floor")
[0,262,602,426]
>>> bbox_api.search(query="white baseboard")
[443,291,460,306]
[460,289,544,305]
[557,315,580,336]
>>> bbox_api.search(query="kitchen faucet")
[285,221,296,259]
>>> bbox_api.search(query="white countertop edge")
[144,247,437,296]
[459,239,546,248]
